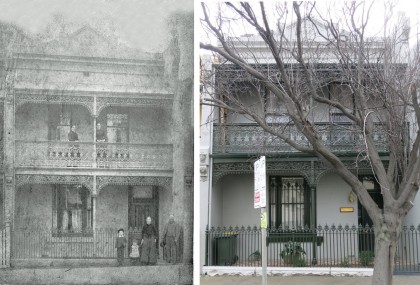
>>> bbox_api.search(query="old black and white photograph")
[0,0,193,284]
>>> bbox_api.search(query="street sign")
[254,156,266,208]
[260,210,267,229]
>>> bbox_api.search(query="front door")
[128,186,159,230]
[358,176,383,252]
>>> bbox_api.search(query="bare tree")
[201,1,420,285]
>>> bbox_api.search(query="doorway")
[128,186,159,229]
[358,176,383,252]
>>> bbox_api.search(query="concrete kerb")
[202,266,374,277]
[0,264,193,285]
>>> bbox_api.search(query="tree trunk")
[371,222,399,285]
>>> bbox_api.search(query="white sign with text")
[254,156,266,208]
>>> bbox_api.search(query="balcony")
[212,123,389,155]
[15,141,173,170]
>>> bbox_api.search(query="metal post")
[92,176,97,257]
[261,208,267,285]
[92,115,97,168]
[311,186,317,264]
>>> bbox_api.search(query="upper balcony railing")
[213,123,389,155]
[15,141,173,170]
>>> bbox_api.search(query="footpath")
[0,264,193,285]
[201,275,420,285]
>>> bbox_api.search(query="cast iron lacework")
[15,174,94,192]
[15,141,173,170]
[96,176,172,193]
[96,95,173,115]
[15,93,94,115]
[213,123,389,154]
[212,159,382,185]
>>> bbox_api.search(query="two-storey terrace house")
[200,17,420,272]
[0,16,193,270]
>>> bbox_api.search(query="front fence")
[205,225,420,271]
[11,227,184,263]
[12,228,144,259]
[1,224,11,267]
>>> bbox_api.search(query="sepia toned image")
[0,0,193,284]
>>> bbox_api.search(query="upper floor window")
[269,176,310,228]
[107,113,129,143]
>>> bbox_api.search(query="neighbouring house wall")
[96,185,128,230]
[15,184,53,229]
[317,173,357,226]
[220,174,259,227]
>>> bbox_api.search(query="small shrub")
[340,257,350,267]
[292,257,307,267]
[280,241,306,266]
[359,251,374,267]
[248,250,261,261]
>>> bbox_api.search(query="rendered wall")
[218,174,259,227]
[15,184,53,229]
[317,173,357,226]
[96,185,128,230]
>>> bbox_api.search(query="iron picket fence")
[12,228,144,259]
[205,224,420,271]
[395,225,420,273]
[1,223,11,267]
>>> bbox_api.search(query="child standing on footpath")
[129,240,140,265]
[115,228,127,266]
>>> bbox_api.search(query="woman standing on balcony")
[68,125,79,141]
[140,216,158,265]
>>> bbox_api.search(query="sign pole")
[261,208,267,285]
[254,156,267,285]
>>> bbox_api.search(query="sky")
[200,0,420,47]
[0,0,193,52]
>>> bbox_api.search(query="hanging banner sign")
[254,156,266,208]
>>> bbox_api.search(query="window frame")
[52,184,93,237]
[268,176,310,228]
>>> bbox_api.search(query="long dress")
[140,224,158,265]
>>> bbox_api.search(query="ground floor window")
[268,176,310,228]
[52,185,92,234]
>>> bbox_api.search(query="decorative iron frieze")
[96,175,172,193]
[15,174,94,192]
[212,161,318,184]
[96,95,173,115]
[15,93,94,115]
[213,158,385,186]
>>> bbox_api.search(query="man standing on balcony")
[162,214,181,264]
